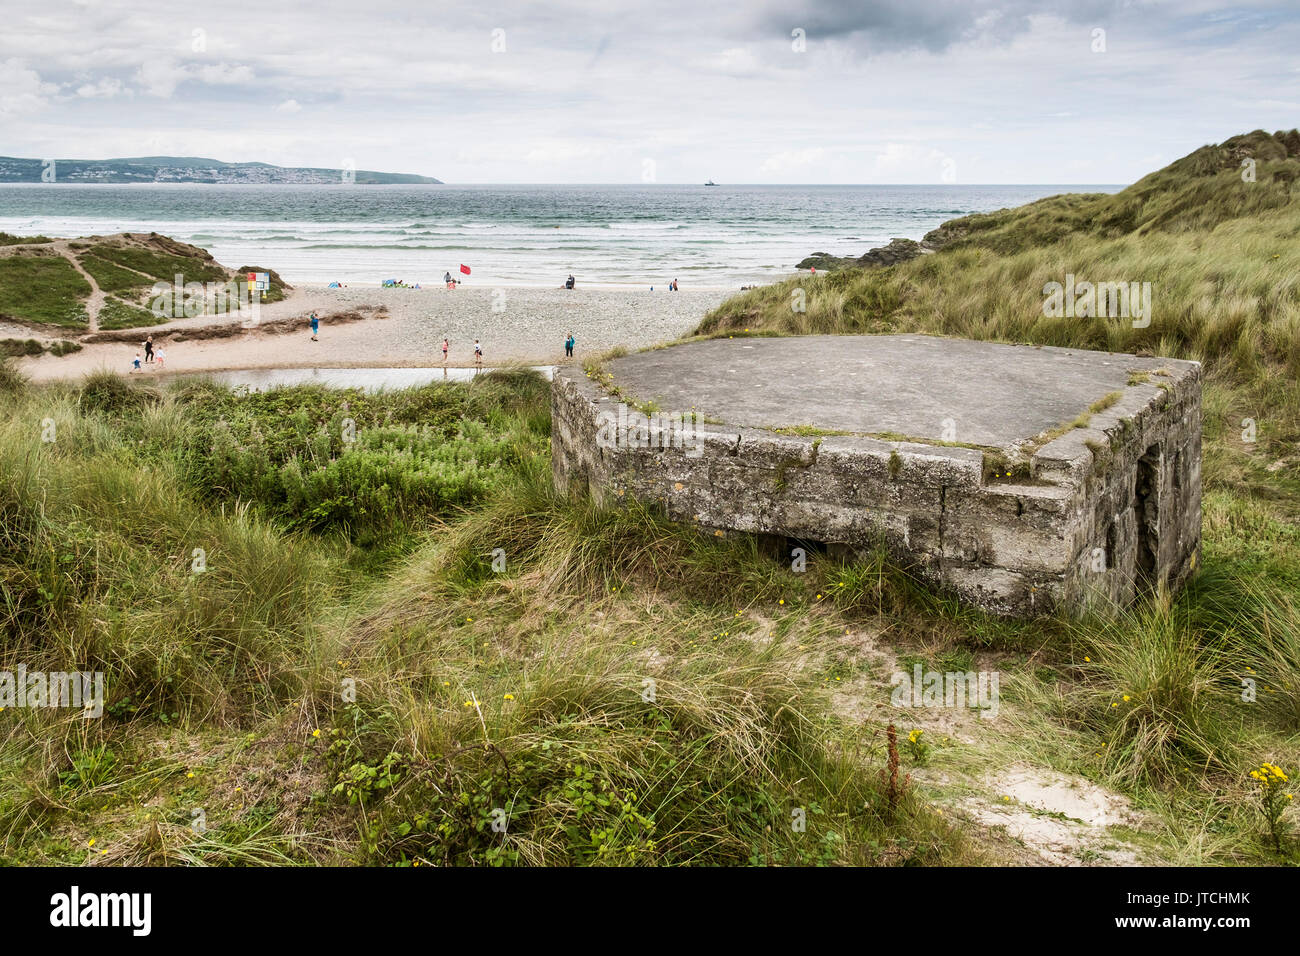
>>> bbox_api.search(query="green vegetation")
[2,131,1298,867]
[771,424,851,437]
[0,366,974,865]
[699,130,1300,510]
[0,233,53,246]
[0,253,91,327]
[171,372,548,551]
[1088,391,1123,414]
[97,297,166,330]
[690,129,1300,864]
[0,338,81,358]
[85,242,228,286]
[79,253,156,297]
[0,237,281,330]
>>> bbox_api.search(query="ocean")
[0,183,1119,288]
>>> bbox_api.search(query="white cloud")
[0,58,57,115]
[522,141,600,165]
[0,1,1297,182]
[134,58,186,98]
[195,62,256,85]
[868,143,951,181]
[708,47,763,76]
[76,77,125,98]
[759,147,826,174]
[130,58,256,100]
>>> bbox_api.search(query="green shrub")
[0,358,25,394]
[174,373,550,542]
[78,370,160,413]
[1065,606,1228,783]
[98,297,165,330]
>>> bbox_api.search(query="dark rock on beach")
[796,229,956,272]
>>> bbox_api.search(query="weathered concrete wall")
[1053,368,1203,613]
[552,344,1201,618]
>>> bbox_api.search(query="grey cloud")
[754,0,1126,51]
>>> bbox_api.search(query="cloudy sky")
[2,0,1297,184]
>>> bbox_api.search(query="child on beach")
[309,312,319,341]
[474,339,483,369]
[130,353,142,372]
[442,338,450,364]
[155,347,166,369]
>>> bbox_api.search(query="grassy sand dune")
[0,232,286,333]
[0,368,981,865]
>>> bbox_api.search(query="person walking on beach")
[143,335,154,363]
[564,333,575,358]
[442,337,450,365]
[130,353,142,373]
[309,311,319,341]
[474,339,483,370]
[155,346,166,369]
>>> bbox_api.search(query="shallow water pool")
[196,366,555,392]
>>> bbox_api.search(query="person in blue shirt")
[309,312,319,341]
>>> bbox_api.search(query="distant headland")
[0,156,441,185]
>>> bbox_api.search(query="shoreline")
[292,281,744,292]
[15,285,731,383]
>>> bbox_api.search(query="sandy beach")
[16,285,732,382]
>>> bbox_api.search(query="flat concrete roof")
[602,334,1196,450]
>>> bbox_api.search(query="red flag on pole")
[460,264,471,275]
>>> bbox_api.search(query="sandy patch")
[17,285,731,382]
[959,764,1146,866]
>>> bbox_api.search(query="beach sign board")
[247,272,270,292]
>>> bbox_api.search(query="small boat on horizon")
[704,179,717,186]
